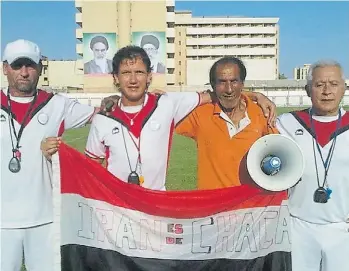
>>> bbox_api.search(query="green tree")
[278,73,288,79]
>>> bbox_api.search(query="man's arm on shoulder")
[84,115,106,165]
[175,109,199,140]
[274,113,294,138]
[242,91,277,127]
[62,95,95,129]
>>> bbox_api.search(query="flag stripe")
[59,144,287,219]
[61,245,291,271]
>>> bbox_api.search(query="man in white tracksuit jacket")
[276,60,349,271]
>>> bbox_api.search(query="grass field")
[62,107,313,190]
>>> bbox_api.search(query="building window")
[179,61,181,65]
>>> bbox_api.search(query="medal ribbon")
[7,90,38,159]
[121,125,142,175]
[310,109,341,189]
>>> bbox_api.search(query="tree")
[278,73,288,79]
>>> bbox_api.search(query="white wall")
[186,58,277,85]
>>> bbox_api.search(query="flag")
[52,143,292,271]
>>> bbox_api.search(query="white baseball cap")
[3,39,41,64]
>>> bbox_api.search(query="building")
[41,60,83,90]
[293,64,311,80]
[0,59,82,91]
[174,11,280,86]
[75,0,175,92]
[75,0,280,91]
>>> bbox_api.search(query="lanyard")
[309,109,341,188]
[121,125,142,173]
[7,90,38,155]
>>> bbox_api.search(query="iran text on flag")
[52,144,291,271]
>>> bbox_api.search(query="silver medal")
[9,157,21,173]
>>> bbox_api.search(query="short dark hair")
[209,57,247,88]
[90,35,109,50]
[112,45,152,75]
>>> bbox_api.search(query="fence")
[62,90,349,108]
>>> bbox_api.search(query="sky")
[1,1,348,78]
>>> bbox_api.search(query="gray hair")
[307,60,344,86]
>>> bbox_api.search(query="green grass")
[62,107,317,191]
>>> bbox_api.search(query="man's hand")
[151,89,167,95]
[41,137,61,161]
[256,93,277,127]
[244,92,277,127]
[100,95,120,115]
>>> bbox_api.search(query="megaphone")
[247,134,305,191]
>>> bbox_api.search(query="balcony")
[166,58,175,68]
[166,12,175,23]
[75,1,82,8]
[166,43,175,53]
[166,0,175,7]
[166,74,175,84]
[76,28,83,40]
[76,44,83,55]
[166,28,175,38]
[75,12,82,24]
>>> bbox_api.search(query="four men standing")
[1,37,348,271]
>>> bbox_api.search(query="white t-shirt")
[276,108,349,224]
[1,89,94,228]
[85,92,200,191]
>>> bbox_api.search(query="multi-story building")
[0,59,82,91]
[75,0,175,92]
[293,64,311,80]
[75,1,280,90]
[174,10,280,86]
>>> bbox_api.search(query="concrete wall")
[186,58,277,85]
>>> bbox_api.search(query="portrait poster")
[132,31,166,74]
[83,33,117,75]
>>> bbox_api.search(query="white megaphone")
[247,134,305,191]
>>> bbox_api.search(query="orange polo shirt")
[175,95,278,190]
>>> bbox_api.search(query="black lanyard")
[121,125,142,174]
[7,90,38,155]
[310,109,341,188]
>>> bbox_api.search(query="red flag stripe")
[59,143,287,219]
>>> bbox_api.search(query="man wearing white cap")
[0,39,112,270]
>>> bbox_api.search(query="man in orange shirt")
[176,57,278,190]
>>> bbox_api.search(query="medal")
[128,171,140,185]
[8,157,21,173]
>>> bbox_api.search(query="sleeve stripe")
[87,107,99,123]
[196,92,201,107]
[84,149,105,159]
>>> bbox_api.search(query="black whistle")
[128,172,140,185]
